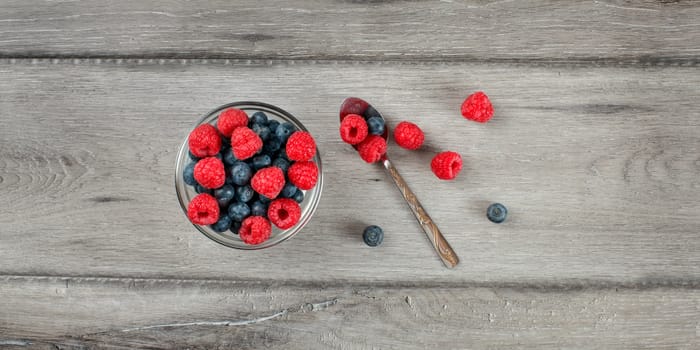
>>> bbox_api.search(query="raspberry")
[393,121,424,150]
[193,157,226,189]
[339,114,369,145]
[339,97,369,121]
[461,91,494,123]
[231,126,263,160]
[217,108,249,137]
[267,198,302,229]
[187,193,220,225]
[239,216,272,245]
[285,131,317,161]
[431,151,462,180]
[188,124,222,158]
[251,166,286,199]
[357,135,387,163]
[287,161,319,190]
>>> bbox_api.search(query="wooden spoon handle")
[382,158,459,268]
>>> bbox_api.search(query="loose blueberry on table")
[363,225,384,247]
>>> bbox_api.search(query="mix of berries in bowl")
[175,102,322,249]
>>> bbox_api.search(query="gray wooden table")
[1,1,699,349]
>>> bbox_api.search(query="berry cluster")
[184,108,319,245]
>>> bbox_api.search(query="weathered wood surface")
[0,1,699,65]
[1,276,698,349]
[1,59,698,285]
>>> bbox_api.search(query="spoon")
[340,97,459,268]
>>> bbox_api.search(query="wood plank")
[0,276,698,349]
[0,1,699,64]
[0,58,699,284]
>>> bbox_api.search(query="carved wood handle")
[382,158,459,268]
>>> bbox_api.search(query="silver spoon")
[340,97,459,268]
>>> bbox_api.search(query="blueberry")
[211,215,232,232]
[280,182,298,198]
[229,161,252,186]
[278,147,290,161]
[251,111,268,125]
[268,119,280,133]
[252,123,271,141]
[213,153,222,160]
[250,200,268,217]
[214,185,236,207]
[486,203,508,224]
[259,195,272,204]
[262,138,282,155]
[194,183,210,194]
[230,221,241,235]
[222,149,237,167]
[364,105,382,120]
[272,157,290,172]
[292,189,304,203]
[252,154,272,170]
[236,185,255,203]
[366,116,385,136]
[183,162,196,186]
[275,122,296,143]
[220,138,231,151]
[188,151,199,161]
[362,225,384,247]
[228,201,251,222]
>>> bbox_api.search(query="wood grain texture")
[0,0,699,65]
[0,58,698,285]
[1,276,698,349]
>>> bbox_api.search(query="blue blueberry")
[252,123,271,141]
[277,147,290,161]
[188,151,199,161]
[220,138,231,151]
[362,225,384,247]
[230,221,241,235]
[222,149,237,167]
[228,201,251,222]
[267,119,280,133]
[486,203,508,224]
[183,162,196,186]
[280,183,298,198]
[251,111,268,125]
[214,185,236,207]
[364,105,382,120]
[194,183,210,194]
[211,215,232,232]
[259,195,272,204]
[236,185,255,203]
[262,138,282,155]
[229,161,252,186]
[292,189,304,203]
[272,157,290,172]
[275,122,296,143]
[252,154,272,170]
[366,116,385,136]
[213,153,222,160]
[250,200,268,217]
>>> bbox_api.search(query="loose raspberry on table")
[393,121,424,150]
[193,157,226,189]
[187,193,220,225]
[231,126,263,160]
[286,131,317,161]
[461,91,494,123]
[188,124,222,158]
[251,166,286,199]
[339,97,369,121]
[217,108,249,137]
[431,151,463,180]
[357,135,387,163]
[287,161,318,190]
[339,114,369,145]
[267,198,302,229]
[239,216,272,245]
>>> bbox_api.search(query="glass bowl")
[175,101,323,249]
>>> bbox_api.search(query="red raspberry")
[231,126,262,160]
[285,131,317,161]
[339,114,369,145]
[431,151,463,180]
[239,216,272,245]
[186,193,220,225]
[267,198,302,229]
[287,161,318,190]
[357,135,387,163]
[188,124,221,158]
[217,108,249,138]
[393,121,425,150]
[461,91,494,123]
[193,157,226,189]
[339,97,369,121]
[251,166,286,199]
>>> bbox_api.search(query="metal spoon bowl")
[340,97,459,268]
